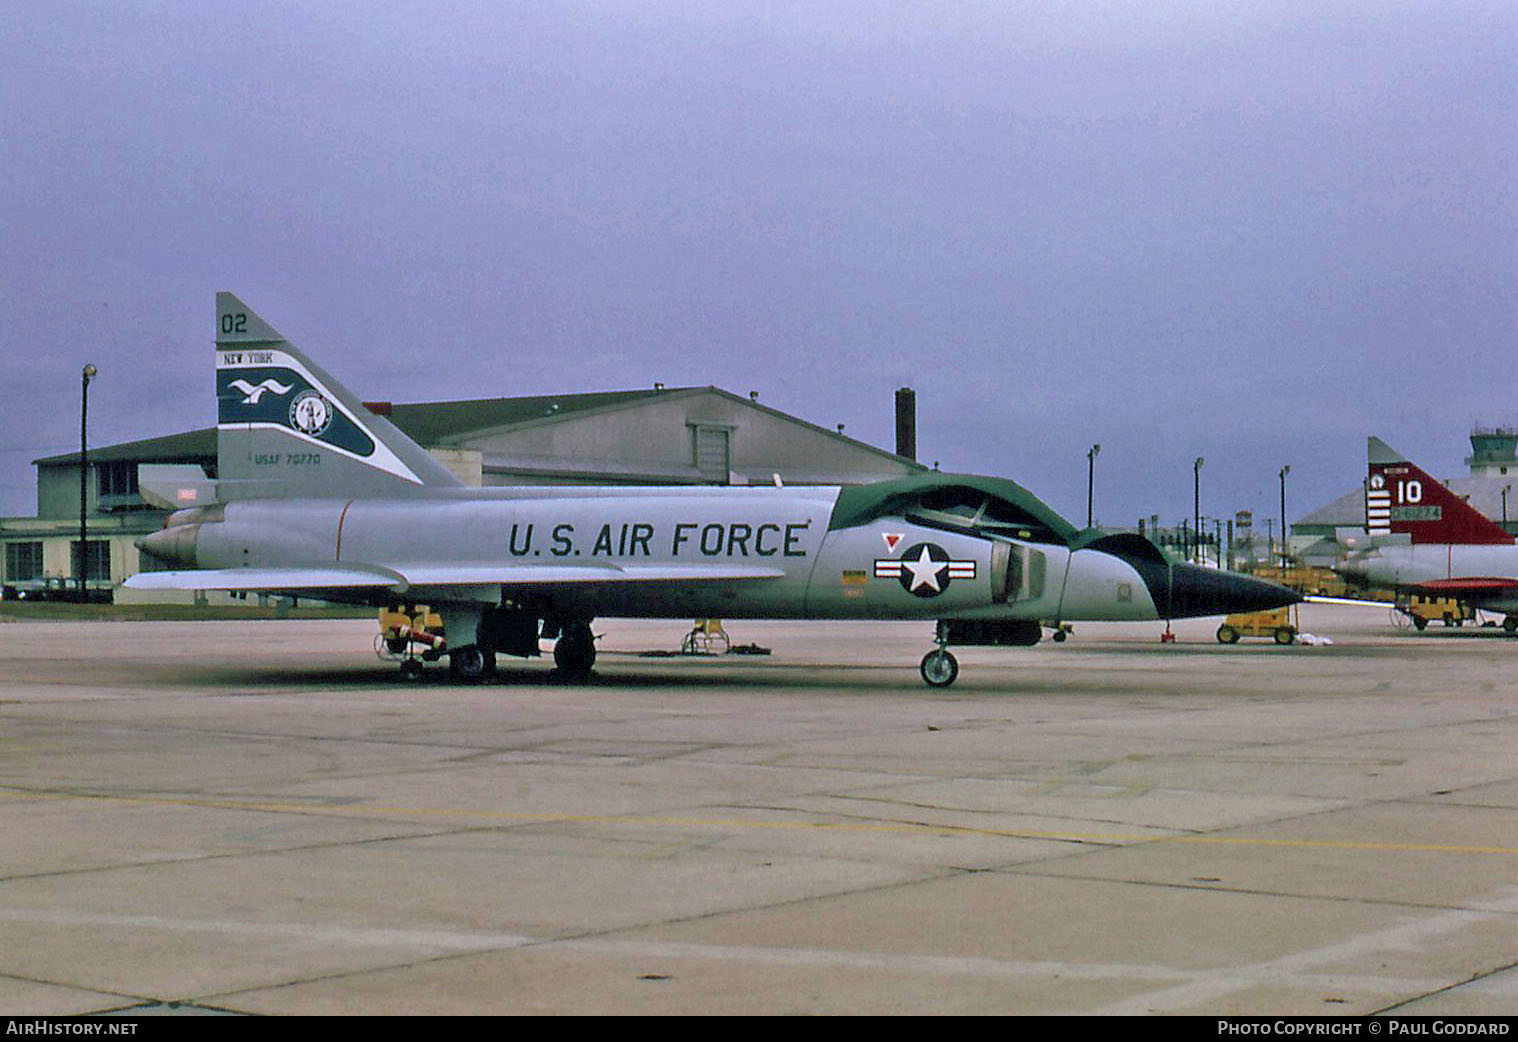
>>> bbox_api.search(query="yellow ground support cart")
[377,606,446,676]
[1216,605,1298,645]
[1391,596,1477,632]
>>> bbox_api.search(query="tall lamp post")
[1503,484,1512,529]
[78,364,97,600]
[1192,457,1204,563]
[1278,464,1291,568]
[1086,444,1101,528]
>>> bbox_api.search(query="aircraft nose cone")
[1164,563,1300,619]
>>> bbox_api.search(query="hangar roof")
[34,429,217,467]
[1293,487,1365,531]
[382,388,676,445]
[37,386,916,472]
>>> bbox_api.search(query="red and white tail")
[1366,437,1513,545]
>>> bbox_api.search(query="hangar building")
[2,386,923,602]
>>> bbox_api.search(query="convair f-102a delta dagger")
[1337,437,1518,633]
[127,293,1298,686]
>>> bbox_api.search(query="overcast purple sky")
[3,2,1514,530]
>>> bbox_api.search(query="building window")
[692,425,731,484]
[98,462,138,497]
[70,541,110,582]
[4,542,43,582]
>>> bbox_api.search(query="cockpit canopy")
[829,474,1080,546]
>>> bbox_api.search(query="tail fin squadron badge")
[874,542,976,597]
[289,390,334,437]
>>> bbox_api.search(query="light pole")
[1279,464,1291,568]
[78,364,97,600]
[1503,484,1512,528]
[1086,444,1101,528]
[1193,457,1204,563]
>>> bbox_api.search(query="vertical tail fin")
[215,292,462,499]
[1366,436,1512,545]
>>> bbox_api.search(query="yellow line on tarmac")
[5,787,1516,857]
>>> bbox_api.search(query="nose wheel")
[920,647,959,688]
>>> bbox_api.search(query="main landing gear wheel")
[920,648,959,688]
[554,622,597,681]
[449,645,495,681]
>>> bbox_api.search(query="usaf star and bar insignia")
[874,537,976,597]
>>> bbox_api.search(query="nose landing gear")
[920,618,1043,687]
[920,645,959,688]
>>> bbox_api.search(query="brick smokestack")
[895,387,916,461]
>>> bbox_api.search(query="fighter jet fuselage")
[145,486,1259,624]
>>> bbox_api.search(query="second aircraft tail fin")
[214,292,463,500]
[1366,436,1512,545]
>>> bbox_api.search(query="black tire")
[400,659,424,680]
[1505,617,1518,635]
[449,645,494,681]
[1273,627,1294,645]
[1413,616,1428,631]
[1217,626,1239,644]
[554,624,597,680]
[920,649,959,688]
